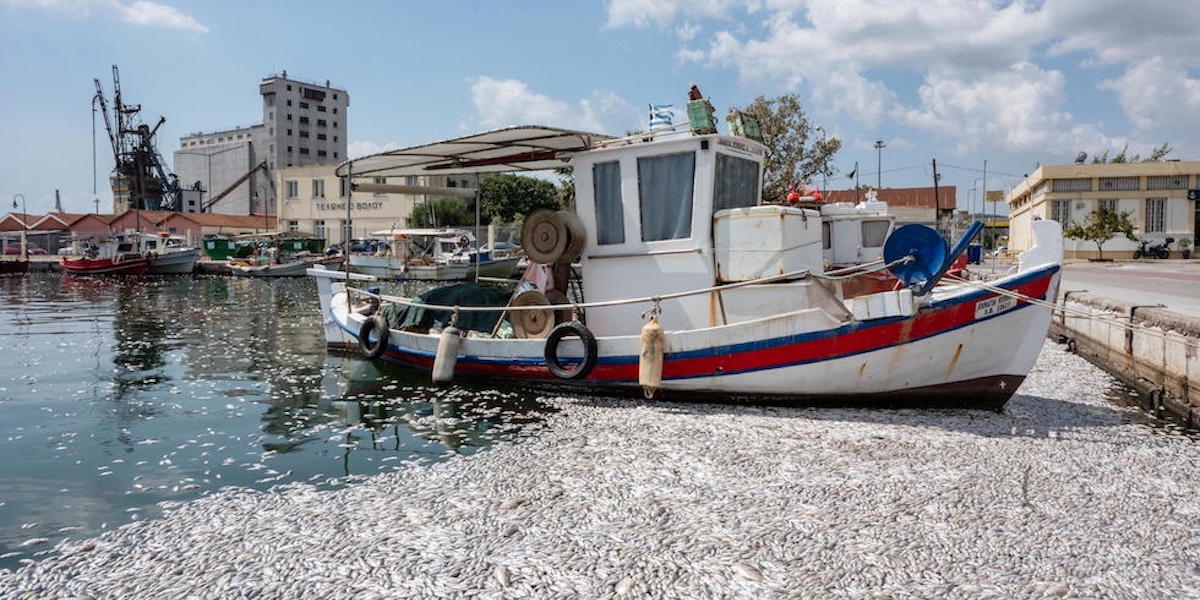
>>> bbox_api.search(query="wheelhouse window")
[713,154,759,212]
[861,220,890,247]
[638,152,695,241]
[593,161,624,245]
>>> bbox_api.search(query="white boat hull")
[232,256,342,277]
[147,248,199,274]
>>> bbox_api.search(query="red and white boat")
[311,118,1061,410]
[60,237,151,275]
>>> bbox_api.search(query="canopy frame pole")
[474,173,481,283]
[344,159,352,279]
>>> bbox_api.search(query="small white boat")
[140,233,199,275]
[313,110,1061,409]
[349,228,520,281]
[232,254,341,277]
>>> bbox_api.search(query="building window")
[333,108,338,114]
[1050,199,1071,224]
[317,105,326,112]
[286,99,292,106]
[1099,198,1118,213]
[1051,178,1091,192]
[333,93,338,100]
[317,150,327,157]
[287,220,299,232]
[339,178,348,197]
[1099,177,1139,191]
[638,152,696,241]
[333,136,338,142]
[1145,198,1166,232]
[269,127,273,135]
[374,177,387,184]
[299,130,309,138]
[287,129,293,136]
[286,113,292,121]
[286,84,292,91]
[299,102,309,109]
[315,220,327,238]
[286,146,293,153]
[405,176,418,186]
[1147,175,1188,190]
[269,144,274,153]
[268,112,274,121]
[593,161,624,245]
[333,121,339,128]
[299,116,309,124]
[317,119,327,127]
[312,179,325,198]
[299,147,310,155]
[317,133,326,141]
[286,180,299,198]
[333,152,338,158]
[266,95,274,107]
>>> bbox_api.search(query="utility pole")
[874,140,886,189]
[931,158,941,236]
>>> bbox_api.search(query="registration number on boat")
[975,295,1016,319]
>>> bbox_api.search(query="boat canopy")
[335,125,613,178]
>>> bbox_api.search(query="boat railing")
[343,255,912,315]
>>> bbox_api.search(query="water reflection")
[0,274,550,570]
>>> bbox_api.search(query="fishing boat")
[349,228,521,281]
[140,232,199,274]
[60,236,151,275]
[311,110,1061,409]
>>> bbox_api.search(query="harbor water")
[0,274,550,570]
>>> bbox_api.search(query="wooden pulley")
[522,209,568,264]
[509,290,554,339]
[544,289,572,324]
[556,210,587,263]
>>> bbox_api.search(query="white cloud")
[348,140,399,159]
[469,77,642,135]
[3,0,207,32]
[675,21,699,41]
[1100,58,1200,152]
[604,0,750,27]
[897,63,1116,156]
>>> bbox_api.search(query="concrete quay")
[2,343,1199,599]
[12,255,231,275]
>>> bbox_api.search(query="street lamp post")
[11,193,27,258]
[873,140,886,189]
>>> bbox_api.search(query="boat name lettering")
[974,295,1016,319]
[716,138,762,156]
[316,201,385,212]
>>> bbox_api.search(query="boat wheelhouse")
[311,118,1062,409]
[349,228,520,281]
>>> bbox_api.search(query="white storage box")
[714,205,823,282]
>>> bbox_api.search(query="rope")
[346,256,913,314]
[942,273,1200,349]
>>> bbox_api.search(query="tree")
[410,197,474,227]
[554,167,575,211]
[1063,207,1137,260]
[731,94,842,201]
[478,174,560,223]
[1083,142,1172,164]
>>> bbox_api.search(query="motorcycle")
[1133,237,1174,259]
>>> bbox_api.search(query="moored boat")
[140,233,199,274]
[348,229,520,281]
[312,105,1061,409]
[60,237,151,275]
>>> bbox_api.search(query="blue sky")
[2,0,1198,215]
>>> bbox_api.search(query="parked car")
[3,242,46,255]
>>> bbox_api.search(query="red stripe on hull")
[61,258,151,275]
[368,271,1055,386]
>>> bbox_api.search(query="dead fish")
[493,565,511,587]
[732,561,763,581]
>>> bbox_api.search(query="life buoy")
[544,321,597,380]
[358,315,390,359]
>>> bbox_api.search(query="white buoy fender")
[639,316,665,398]
[432,326,463,383]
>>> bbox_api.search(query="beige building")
[276,164,452,242]
[1008,161,1199,258]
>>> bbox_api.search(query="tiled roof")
[824,186,957,210]
[166,212,277,228]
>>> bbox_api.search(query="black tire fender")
[358,315,390,359]
[544,321,598,380]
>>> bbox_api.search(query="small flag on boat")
[649,104,675,129]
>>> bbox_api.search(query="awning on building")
[335,125,613,178]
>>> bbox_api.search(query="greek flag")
[649,104,675,129]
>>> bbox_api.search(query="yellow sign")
[985,190,1004,203]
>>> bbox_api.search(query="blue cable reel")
[884,224,948,290]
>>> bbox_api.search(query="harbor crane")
[92,65,182,212]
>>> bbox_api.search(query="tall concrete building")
[173,72,349,216]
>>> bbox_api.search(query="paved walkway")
[1058,260,1200,318]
